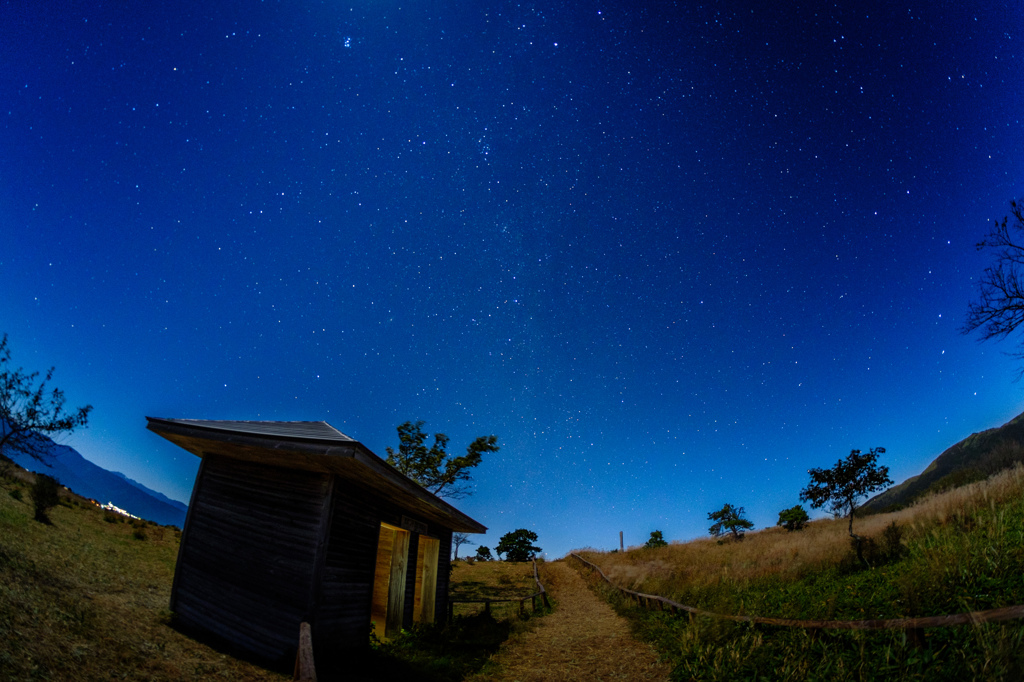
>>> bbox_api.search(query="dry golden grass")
[579,464,1024,596]
[466,561,671,681]
[450,559,542,619]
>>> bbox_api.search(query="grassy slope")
[576,466,1024,681]
[0,468,288,682]
[0,463,551,682]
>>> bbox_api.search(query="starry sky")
[3,1,1024,558]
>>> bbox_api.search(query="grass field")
[0,466,289,681]
[574,465,1024,680]
[0,464,547,681]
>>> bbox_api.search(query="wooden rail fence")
[447,558,550,621]
[571,552,1024,643]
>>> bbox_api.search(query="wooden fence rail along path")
[447,559,550,621]
[571,553,1024,636]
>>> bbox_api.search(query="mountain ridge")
[864,409,1024,511]
[5,434,187,528]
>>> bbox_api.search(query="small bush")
[133,528,148,541]
[31,474,60,524]
[9,488,23,501]
[103,511,122,524]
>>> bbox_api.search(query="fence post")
[485,600,491,616]
[448,600,454,622]
[293,621,316,682]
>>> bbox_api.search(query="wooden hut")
[145,417,486,662]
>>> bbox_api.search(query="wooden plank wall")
[171,455,328,661]
[315,485,456,649]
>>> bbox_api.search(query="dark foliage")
[964,200,1024,375]
[385,420,499,499]
[31,473,60,524]
[777,505,810,531]
[495,529,541,561]
[707,504,754,541]
[800,447,892,564]
[644,530,668,548]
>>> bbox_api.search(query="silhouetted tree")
[777,505,810,532]
[0,333,92,464]
[452,532,474,560]
[964,200,1024,375]
[800,447,892,564]
[385,420,499,499]
[474,545,494,562]
[708,504,754,541]
[644,530,668,548]
[496,529,541,562]
[32,473,60,524]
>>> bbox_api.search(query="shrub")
[645,530,669,548]
[9,488,23,501]
[133,528,148,541]
[31,473,60,524]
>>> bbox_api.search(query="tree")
[707,503,753,541]
[452,532,474,560]
[644,530,668,549]
[963,200,1024,374]
[31,473,60,524]
[495,529,541,562]
[474,545,494,562]
[800,447,892,564]
[777,505,810,532]
[0,334,93,464]
[385,420,499,499]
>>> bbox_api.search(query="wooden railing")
[571,552,1024,643]
[448,558,550,621]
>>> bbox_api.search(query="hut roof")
[146,417,486,533]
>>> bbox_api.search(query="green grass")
[575,468,1024,681]
[0,466,550,681]
[0,467,287,682]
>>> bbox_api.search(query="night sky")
[3,1,1024,558]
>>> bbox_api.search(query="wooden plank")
[293,622,317,681]
[385,527,410,638]
[416,537,439,624]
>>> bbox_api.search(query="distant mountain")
[864,410,1024,512]
[6,434,187,528]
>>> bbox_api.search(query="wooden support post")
[485,600,491,616]
[532,595,537,611]
[619,531,624,552]
[519,599,525,617]
[293,622,316,682]
[448,600,454,622]
[908,628,926,649]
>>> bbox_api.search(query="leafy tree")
[777,505,810,532]
[474,545,493,562]
[385,420,499,499]
[644,530,668,549]
[800,447,892,564]
[31,473,60,523]
[963,200,1024,374]
[707,503,753,541]
[495,529,541,562]
[452,531,474,560]
[0,334,92,464]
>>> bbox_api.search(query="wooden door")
[413,536,440,624]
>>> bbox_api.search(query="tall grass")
[574,465,1024,680]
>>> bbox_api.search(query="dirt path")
[468,561,672,681]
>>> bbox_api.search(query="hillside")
[0,466,287,681]
[863,409,1024,511]
[6,433,187,528]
